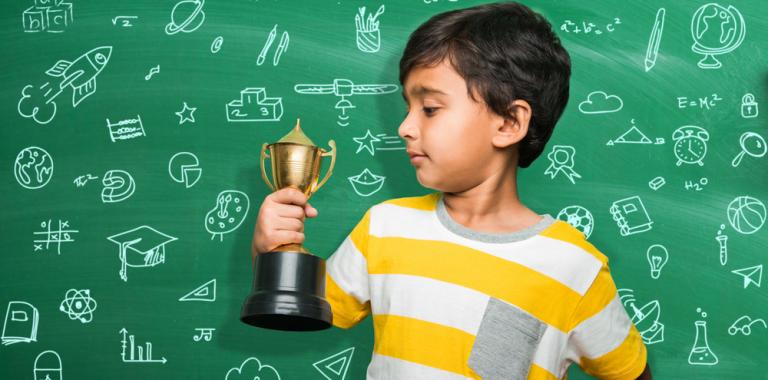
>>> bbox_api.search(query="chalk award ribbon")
[544,145,581,184]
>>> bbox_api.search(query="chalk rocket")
[44,46,112,106]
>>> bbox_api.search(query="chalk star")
[176,102,197,125]
[353,129,381,155]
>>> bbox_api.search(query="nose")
[398,111,417,141]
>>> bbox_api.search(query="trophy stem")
[273,243,310,254]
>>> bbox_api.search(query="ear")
[491,99,532,149]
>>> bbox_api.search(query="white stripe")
[367,353,475,380]
[371,203,602,295]
[370,273,571,377]
[531,326,570,378]
[563,294,632,360]
[327,236,370,304]
[369,274,490,335]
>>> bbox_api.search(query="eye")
[423,107,438,116]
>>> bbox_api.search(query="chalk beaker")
[688,320,718,365]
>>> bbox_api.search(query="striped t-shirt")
[324,192,647,380]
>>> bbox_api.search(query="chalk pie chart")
[169,152,202,188]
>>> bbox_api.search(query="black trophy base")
[241,250,332,331]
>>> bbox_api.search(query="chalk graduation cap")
[107,226,178,282]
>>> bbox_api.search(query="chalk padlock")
[741,93,758,119]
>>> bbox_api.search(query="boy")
[252,2,651,379]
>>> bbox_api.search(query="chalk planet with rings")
[165,0,206,35]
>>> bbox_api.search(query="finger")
[305,203,318,218]
[270,187,308,206]
[272,230,305,246]
[274,204,306,220]
[275,217,304,232]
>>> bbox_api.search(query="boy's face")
[399,59,518,193]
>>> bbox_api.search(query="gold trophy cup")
[241,119,336,331]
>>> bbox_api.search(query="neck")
[442,163,536,225]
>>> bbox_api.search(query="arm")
[563,257,649,380]
[323,208,374,329]
[635,363,652,380]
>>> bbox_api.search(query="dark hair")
[399,1,571,168]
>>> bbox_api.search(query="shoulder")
[378,192,441,211]
[535,219,612,297]
[361,192,440,235]
[539,219,609,267]
[368,192,441,218]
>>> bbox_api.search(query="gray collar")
[435,193,555,243]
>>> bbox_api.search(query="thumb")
[305,203,318,218]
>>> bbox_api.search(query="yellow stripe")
[545,220,619,331]
[579,324,648,380]
[373,314,481,378]
[325,273,370,329]
[349,209,371,259]
[368,236,580,331]
[528,363,560,380]
[539,221,607,265]
[382,192,440,210]
[566,264,617,330]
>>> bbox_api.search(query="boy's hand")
[251,187,318,262]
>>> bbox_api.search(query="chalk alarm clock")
[672,125,709,166]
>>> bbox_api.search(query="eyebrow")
[402,85,448,102]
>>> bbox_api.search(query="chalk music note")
[112,16,138,27]
[145,65,160,81]
[193,328,215,342]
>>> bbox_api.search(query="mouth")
[407,150,427,165]
[407,149,426,159]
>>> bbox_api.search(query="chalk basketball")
[727,196,766,234]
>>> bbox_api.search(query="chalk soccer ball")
[557,206,594,239]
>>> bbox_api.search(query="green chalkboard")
[2,0,767,379]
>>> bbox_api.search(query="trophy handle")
[260,143,276,191]
[313,140,336,193]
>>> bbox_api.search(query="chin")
[415,172,449,192]
[414,171,433,189]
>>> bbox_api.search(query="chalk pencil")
[258,24,278,66]
[644,8,665,72]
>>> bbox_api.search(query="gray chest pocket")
[468,297,546,380]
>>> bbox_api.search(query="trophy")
[241,119,337,331]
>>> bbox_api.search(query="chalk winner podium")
[241,119,337,331]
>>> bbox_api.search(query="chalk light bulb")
[646,244,669,279]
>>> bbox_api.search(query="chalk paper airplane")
[179,279,216,302]
[313,347,354,380]
[731,265,762,288]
